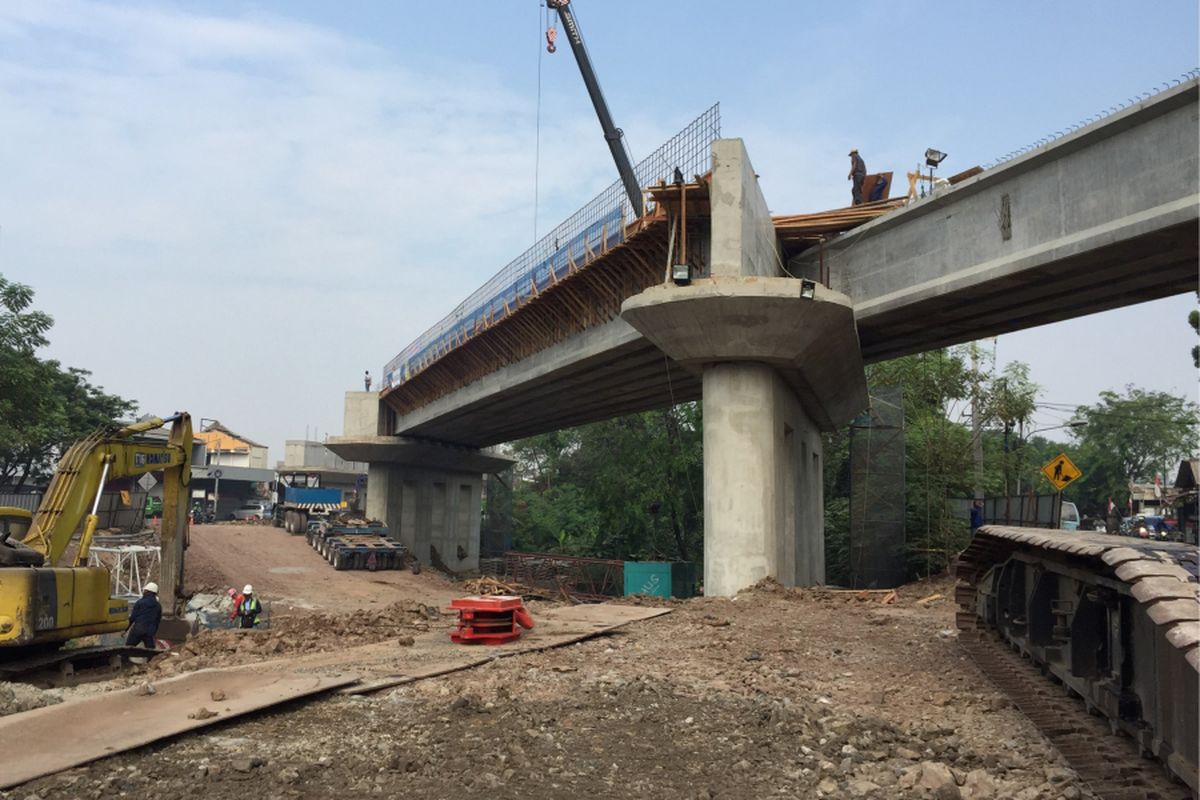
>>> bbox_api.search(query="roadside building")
[1171,459,1199,543]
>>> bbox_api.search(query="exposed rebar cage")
[848,388,906,588]
[383,104,720,391]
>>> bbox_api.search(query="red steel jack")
[449,595,535,645]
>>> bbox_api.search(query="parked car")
[230,501,271,521]
[1060,501,1081,531]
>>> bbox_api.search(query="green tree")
[0,275,136,489]
[1189,308,1198,368]
[866,348,977,576]
[510,404,703,562]
[1069,387,1198,514]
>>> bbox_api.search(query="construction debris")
[462,575,537,597]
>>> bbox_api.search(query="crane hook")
[546,25,557,53]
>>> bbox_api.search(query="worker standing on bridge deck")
[364,370,372,391]
[236,585,261,629]
[125,582,162,649]
[848,149,867,206]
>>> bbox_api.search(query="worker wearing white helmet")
[125,581,162,649]
[235,584,261,629]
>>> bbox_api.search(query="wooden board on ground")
[342,603,672,695]
[0,666,360,789]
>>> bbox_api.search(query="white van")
[1060,501,1080,531]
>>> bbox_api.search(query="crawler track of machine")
[956,526,1198,799]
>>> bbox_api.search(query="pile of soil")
[148,600,444,677]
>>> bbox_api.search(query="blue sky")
[0,0,1196,459]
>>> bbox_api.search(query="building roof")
[1174,458,1200,490]
[197,420,266,450]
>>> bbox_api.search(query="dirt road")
[183,523,458,614]
[2,576,1121,800]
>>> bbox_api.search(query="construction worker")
[970,499,985,532]
[364,370,372,391]
[125,582,162,649]
[848,148,866,206]
[227,586,244,624]
[235,584,261,629]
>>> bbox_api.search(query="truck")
[274,473,343,534]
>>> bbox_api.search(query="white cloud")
[0,1,619,458]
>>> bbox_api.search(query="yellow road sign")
[1042,452,1083,491]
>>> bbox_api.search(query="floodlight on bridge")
[924,148,948,167]
[671,263,691,285]
[799,279,817,299]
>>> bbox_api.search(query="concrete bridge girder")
[340,82,1198,595]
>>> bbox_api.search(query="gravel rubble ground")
[1,572,1109,800]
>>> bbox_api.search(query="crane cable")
[534,2,550,242]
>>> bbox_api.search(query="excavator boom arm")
[24,414,192,568]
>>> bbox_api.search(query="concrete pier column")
[621,138,867,595]
[700,360,827,595]
[702,362,777,593]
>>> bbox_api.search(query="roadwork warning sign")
[1042,452,1082,491]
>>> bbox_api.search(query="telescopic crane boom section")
[547,0,645,218]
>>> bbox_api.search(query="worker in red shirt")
[227,586,244,624]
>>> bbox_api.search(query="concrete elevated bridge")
[330,80,1199,593]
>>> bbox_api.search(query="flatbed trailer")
[306,523,407,571]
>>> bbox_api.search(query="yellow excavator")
[0,413,192,650]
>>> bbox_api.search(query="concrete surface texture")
[620,276,868,430]
[328,388,511,574]
[624,141,864,595]
[710,138,780,278]
[366,464,484,572]
[702,363,825,595]
[790,79,1199,361]
[392,318,654,446]
[343,390,382,437]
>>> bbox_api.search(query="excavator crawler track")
[956,526,1198,799]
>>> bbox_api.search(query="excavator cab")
[0,507,43,567]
